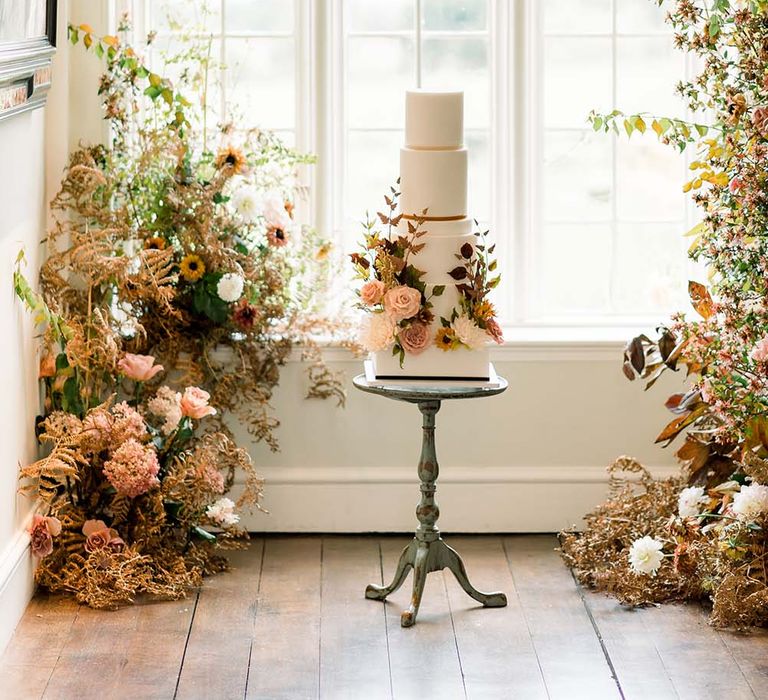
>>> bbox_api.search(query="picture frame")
[0,0,57,122]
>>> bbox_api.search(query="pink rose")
[751,336,768,363]
[28,514,61,558]
[180,386,217,419]
[117,353,164,382]
[383,286,422,321]
[83,520,125,554]
[398,322,430,355]
[360,279,386,306]
[485,318,504,344]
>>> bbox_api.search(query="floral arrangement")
[16,18,348,608]
[350,186,502,364]
[560,0,768,628]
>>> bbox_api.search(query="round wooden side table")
[353,373,509,627]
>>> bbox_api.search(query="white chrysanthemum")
[359,313,395,352]
[732,483,768,522]
[217,272,244,303]
[628,535,664,576]
[452,314,489,349]
[262,190,291,231]
[678,485,706,518]
[206,497,240,527]
[231,186,262,224]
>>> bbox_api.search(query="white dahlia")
[628,535,664,576]
[217,272,245,303]
[453,314,488,350]
[732,483,768,522]
[678,485,706,518]
[359,313,395,352]
[231,185,262,224]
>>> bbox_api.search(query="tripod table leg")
[443,542,507,608]
[365,542,413,601]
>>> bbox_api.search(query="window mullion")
[415,0,422,87]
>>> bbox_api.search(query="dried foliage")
[562,0,768,629]
[16,18,354,608]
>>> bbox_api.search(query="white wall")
[234,343,684,533]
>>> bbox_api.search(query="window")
[136,0,691,329]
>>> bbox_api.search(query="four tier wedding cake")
[353,89,502,381]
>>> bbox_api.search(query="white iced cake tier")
[372,89,491,381]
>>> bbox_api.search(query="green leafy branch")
[589,110,717,151]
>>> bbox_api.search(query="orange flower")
[474,300,496,320]
[267,226,289,247]
[215,145,248,175]
[144,236,167,250]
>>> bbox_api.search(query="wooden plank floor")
[2,535,768,700]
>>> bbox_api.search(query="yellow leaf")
[78,23,94,33]
[683,181,693,193]
[652,119,662,136]
[684,221,705,237]
[83,33,92,49]
[101,35,119,47]
[634,116,646,133]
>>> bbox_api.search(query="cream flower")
[230,185,262,224]
[383,286,421,321]
[628,535,664,576]
[453,315,488,350]
[217,272,245,303]
[147,386,183,435]
[206,497,240,527]
[359,313,396,352]
[678,486,706,518]
[732,483,768,522]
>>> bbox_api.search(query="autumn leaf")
[448,267,467,280]
[688,281,714,319]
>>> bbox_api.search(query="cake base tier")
[372,346,491,380]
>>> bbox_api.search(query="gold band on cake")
[401,213,466,222]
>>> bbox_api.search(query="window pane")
[422,37,489,129]
[542,0,611,35]
[532,224,612,315]
[543,38,612,129]
[148,0,221,33]
[346,130,403,221]
[543,130,612,223]
[422,0,487,31]
[225,0,294,33]
[612,223,688,314]
[616,139,686,222]
[226,38,295,128]
[347,37,414,129]
[345,0,414,32]
[466,130,490,222]
[616,37,686,116]
[616,2,669,34]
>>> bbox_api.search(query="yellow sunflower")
[180,254,206,282]
[435,326,458,351]
[474,300,496,320]
[215,145,248,175]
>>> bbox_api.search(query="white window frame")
[129,0,693,337]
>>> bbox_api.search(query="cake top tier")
[405,90,464,149]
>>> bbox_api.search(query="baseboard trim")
[0,513,35,655]
[237,464,680,533]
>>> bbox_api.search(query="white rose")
[206,497,240,527]
[678,485,706,518]
[732,483,768,522]
[359,313,395,352]
[231,185,262,224]
[453,314,488,350]
[217,273,244,303]
[262,190,292,231]
[628,535,664,576]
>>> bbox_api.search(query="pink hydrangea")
[103,438,160,498]
[110,401,148,443]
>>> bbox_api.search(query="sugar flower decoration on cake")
[628,535,665,576]
[398,322,430,355]
[359,312,396,352]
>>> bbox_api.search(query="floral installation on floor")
[560,0,768,629]
[16,17,352,609]
[350,185,502,364]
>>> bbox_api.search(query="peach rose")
[83,519,125,554]
[383,286,421,321]
[180,386,217,419]
[398,322,430,356]
[360,279,386,306]
[28,514,61,558]
[117,353,164,382]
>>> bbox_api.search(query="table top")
[352,373,508,403]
